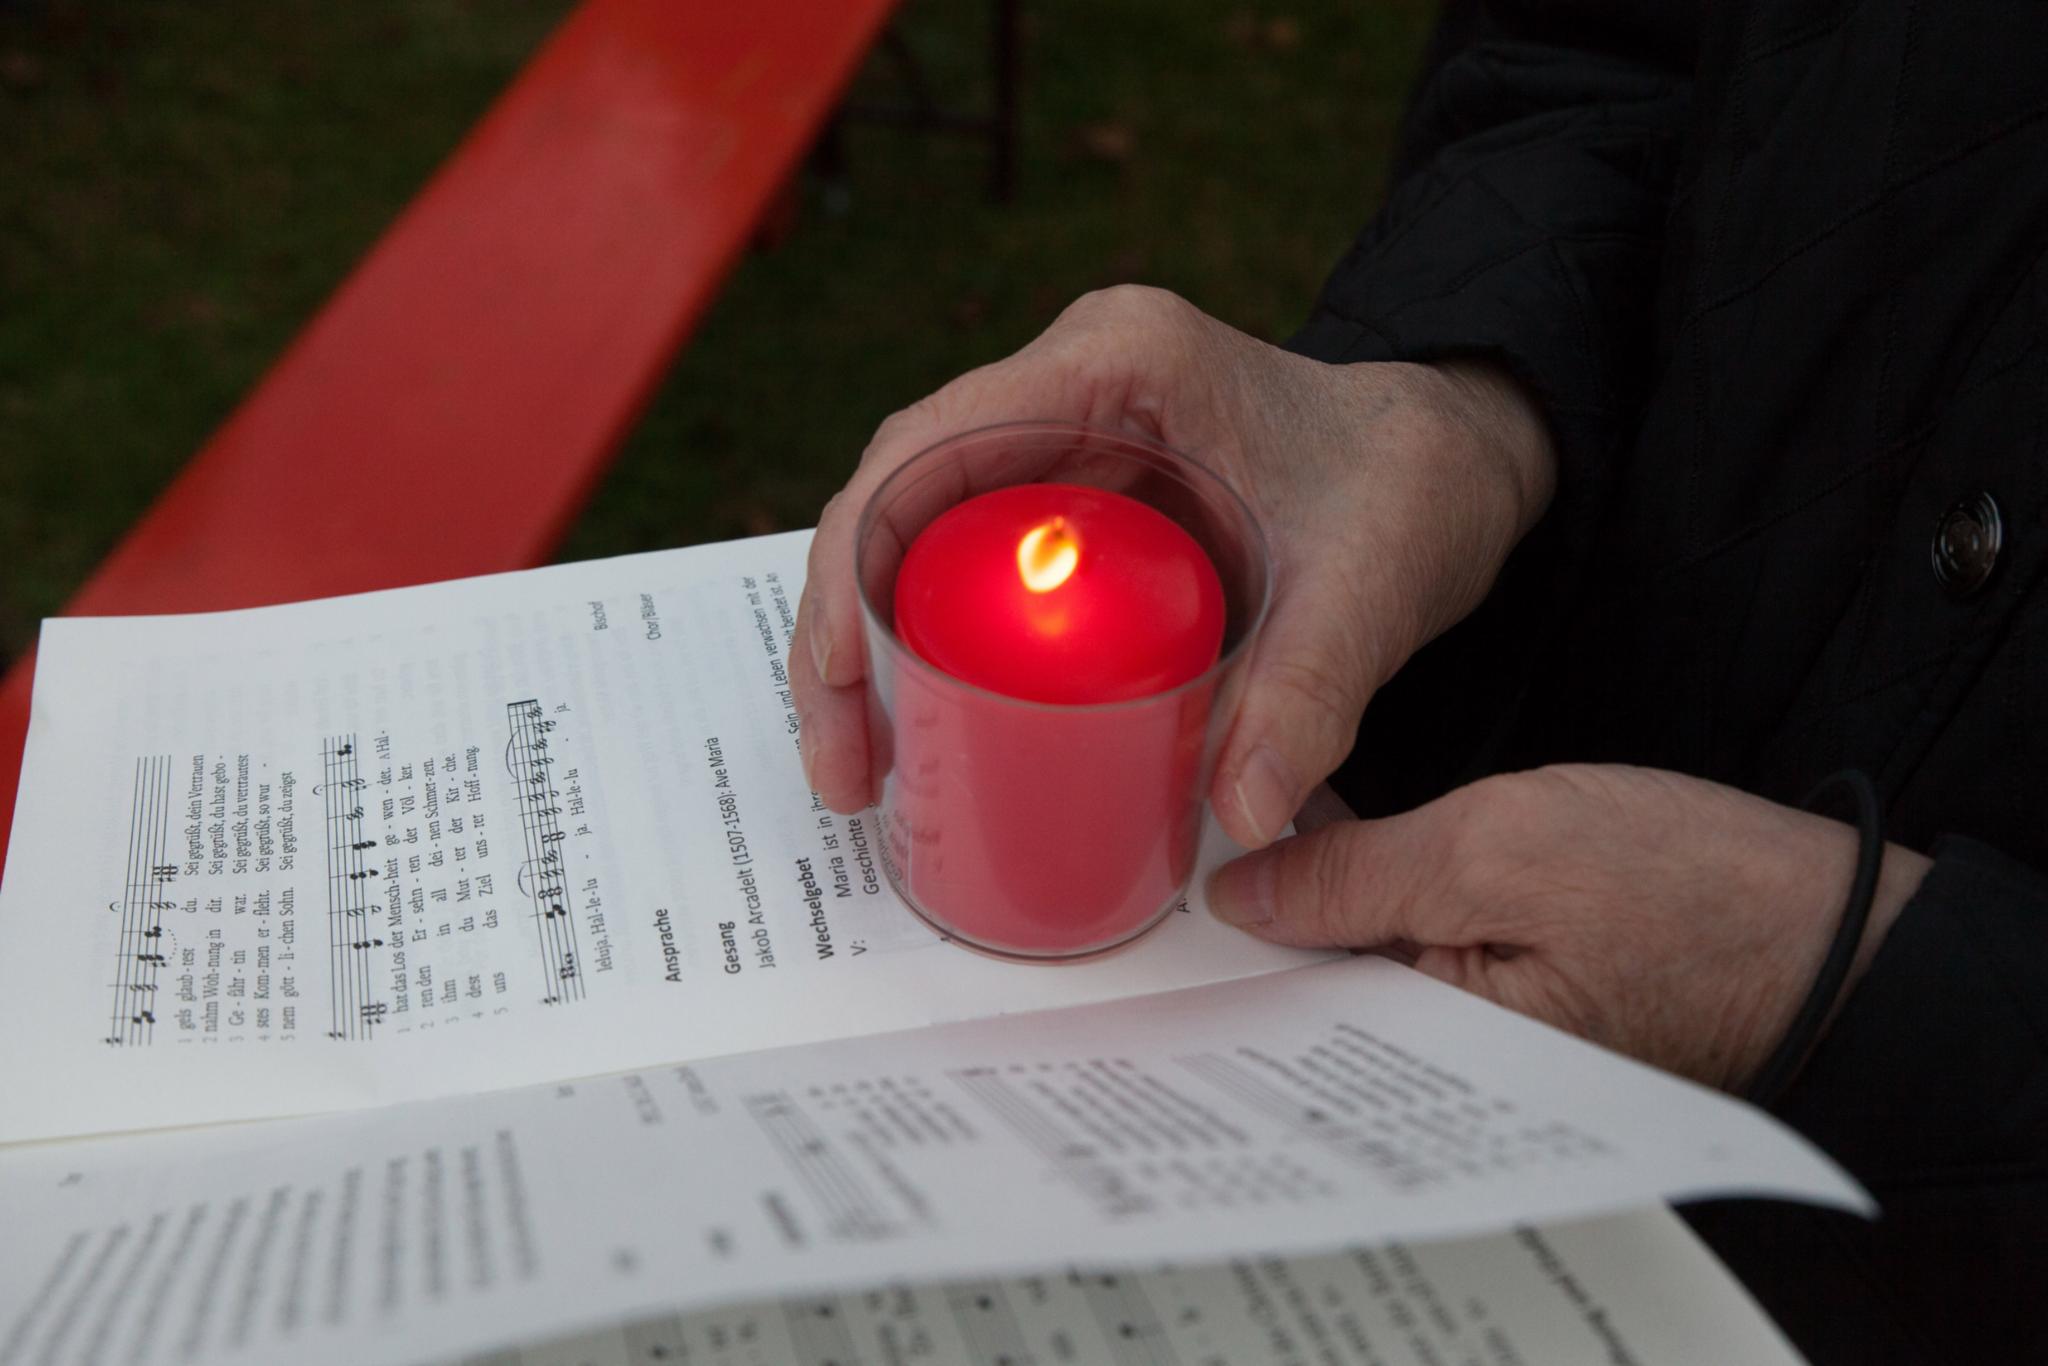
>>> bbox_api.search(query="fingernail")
[799,738,818,792]
[1208,854,1276,928]
[1232,745,1296,847]
[810,612,836,685]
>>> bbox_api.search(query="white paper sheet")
[0,532,1324,1143]
[463,1205,1806,1366]
[0,956,1864,1366]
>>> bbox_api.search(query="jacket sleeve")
[1787,837,2048,1180]
[1685,838,2048,1363]
[1308,3,1701,815]
[1289,1,1696,531]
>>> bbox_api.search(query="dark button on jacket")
[1932,492,2003,598]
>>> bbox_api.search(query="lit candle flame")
[1017,517,1080,593]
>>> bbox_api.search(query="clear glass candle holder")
[855,421,1272,960]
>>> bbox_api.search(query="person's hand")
[1208,764,1935,1091]
[791,285,1556,846]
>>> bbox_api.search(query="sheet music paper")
[461,1206,1807,1366]
[0,957,1863,1366]
[0,532,1324,1143]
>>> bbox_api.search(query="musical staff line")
[106,756,147,1046]
[743,1091,898,1241]
[105,755,172,1045]
[1176,1053,1435,1191]
[321,736,385,1041]
[506,700,586,1005]
[1072,1269,1181,1366]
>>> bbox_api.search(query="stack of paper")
[0,533,1858,1365]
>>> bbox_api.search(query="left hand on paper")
[1208,764,1932,1091]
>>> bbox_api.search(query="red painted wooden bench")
[0,0,897,877]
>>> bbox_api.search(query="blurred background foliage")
[0,0,1433,666]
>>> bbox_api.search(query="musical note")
[346,869,379,881]
[507,698,586,1006]
[359,1002,388,1023]
[350,939,385,951]
[334,743,353,756]
[345,805,364,821]
[351,840,377,851]
[106,755,177,1046]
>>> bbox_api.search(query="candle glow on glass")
[864,427,1268,960]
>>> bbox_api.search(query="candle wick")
[1018,517,1080,593]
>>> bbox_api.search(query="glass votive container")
[855,421,1271,959]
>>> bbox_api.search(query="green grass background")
[0,0,1432,667]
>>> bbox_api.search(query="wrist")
[1745,785,1933,1098]
[1292,352,1562,690]
[1388,356,1560,650]
[1426,356,1559,543]
[1831,841,1932,1021]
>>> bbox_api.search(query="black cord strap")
[1746,769,1885,1107]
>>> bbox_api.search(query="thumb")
[1210,561,1404,849]
[1207,809,1452,951]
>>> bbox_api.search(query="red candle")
[876,482,1230,957]
[893,484,1226,703]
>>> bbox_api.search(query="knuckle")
[1256,652,1368,759]
[1395,785,1506,916]
[1457,769,1556,828]
[866,399,940,462]
[1293,831,1366,943]
[814,489,852,537]
[1440,773,1513,827]
[804,504,852,583]
[1433,780,1521,877]
[1477,766,1610,837]
[1061,283,1198,335]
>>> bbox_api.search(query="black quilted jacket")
[1290,3,2048,1359]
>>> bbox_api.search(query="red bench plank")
[0,0,896,879]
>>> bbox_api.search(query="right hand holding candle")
[791,285,1558,848]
